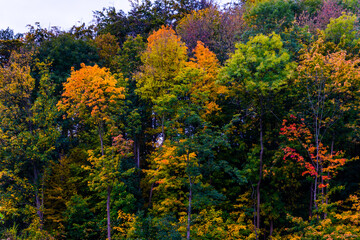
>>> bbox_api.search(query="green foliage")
[35,33,98,94]
[118,35,146,79]
[299,0,323,15]
[245,0,300,35]
[222,32,295,94]
[341,0,360,12]
[64,195,99,240]
[325,13,358,46]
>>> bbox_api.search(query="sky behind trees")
[0,0,233,33]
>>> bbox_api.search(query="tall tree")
[287,36,360,214]
[135,25,187,142]
[58,64,125,240]
[0,52,59,235]
[221,33,295,238]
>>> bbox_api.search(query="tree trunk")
[33,164,43,229]
[137,139,140,168]
[256,103,264,234]
[186,152,193,240]
[99,122,104,156]
[269,219,273,238]
[324,139,334,219]
[187,176,192,240]
[107,185,112,240]
[149,182,154,207]
[161,115,165,146]
[309,181,313,219]
[314,129,319,214]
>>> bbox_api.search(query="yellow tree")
[135,25,187,102]
[144,42,227,239]
[57,64,125,240]
[135,26,187,142]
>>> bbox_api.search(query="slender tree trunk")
[99,122,104,156]
[186,152,193,240]
[137,139,140,168]
[314,128,319,216]
[324,139,334,219]
[269,219,273,238]
[254,203,258,240]
[149,182,154,207]
[321,165,324,220]
[134,140,137,167]
[150,114,166,205]
[33,164,43,229]
[187,175,192,240]
[98,121,110,238]
[28,107,44,228]
[309,182,313,219]
[256,102,264,234]
[107,185,112,240]
[161,115,165,146]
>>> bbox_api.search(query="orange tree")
[57,63,126,240]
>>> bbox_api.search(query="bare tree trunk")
[314,124,320,220]
[269,219,273,238]
[251,183,258,239]
[107,185,112,240]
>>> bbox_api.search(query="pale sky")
[0,0,234,34]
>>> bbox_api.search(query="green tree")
[221,32,295,238]
[244,0,300,35]
[0,52,59,235]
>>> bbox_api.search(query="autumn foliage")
[2,0,360,239]
[57,63,125,124]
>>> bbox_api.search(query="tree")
[145,42,226,239]
[244,0,300,35]
[35,33,99,95]
[297,0,345,32]
[135,25,187,142]
[285,36,360,215]
[221,32,295,237]
[135,25,187,103]
[0,28,23,67]
[0,52,59,235]
[325,13,357,46]
[58,64,125,240]
[280,116,348,213]
[177,6,246,63]
[93,33,120,72]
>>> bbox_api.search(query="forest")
[1,0,360,239]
